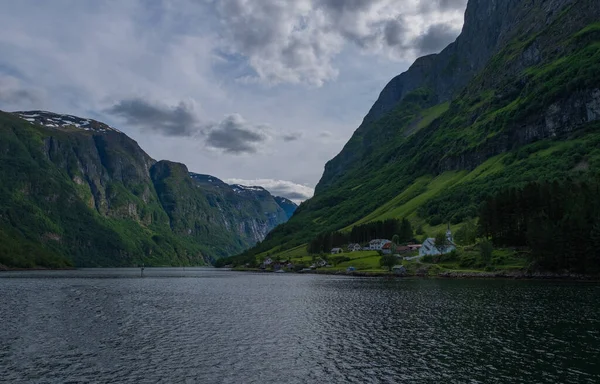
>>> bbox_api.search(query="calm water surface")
[1,268,599,383]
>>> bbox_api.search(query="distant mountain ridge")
[0,110,296,268]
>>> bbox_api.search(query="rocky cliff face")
[236,0,600,259]
[317,0,582,192]
[0,111,294,267]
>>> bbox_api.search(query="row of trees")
[307,218,414,254]
[479,181,600,273]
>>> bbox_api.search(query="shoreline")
[0,266,76,272]
[232,267,600,281]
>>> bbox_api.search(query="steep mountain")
[0,111,291,268]
[274,196,297,219]
[236,0,600,259]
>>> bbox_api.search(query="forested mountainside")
[0,111,295,268]
[233,0,600,263]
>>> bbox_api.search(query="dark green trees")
[307,218,415,254]
[479,181,600,274]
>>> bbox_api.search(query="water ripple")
[1,269,600,383]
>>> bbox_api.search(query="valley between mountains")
[2,0,600,275]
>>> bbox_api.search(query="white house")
[369,239,391,250]
[331,248,343,254]
[347,243,362,252]
[419,226,456,257]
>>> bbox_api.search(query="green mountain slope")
[0,111,295,268]
[234,0,600,260]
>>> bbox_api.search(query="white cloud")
[211,0,466,86]
[0,0,468,192]
[225,178,315,203]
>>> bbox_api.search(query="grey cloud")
[0,88,40,105]
[420,0,469,12]
[319,131,333,138]
[106,98,199,136]
[107,99,272,154]
[0,75,43,107]
[415,23,462,55]
[320,0,373,13]
[282,132,302,142]
[205,114,270,154]
[383,18,407,47]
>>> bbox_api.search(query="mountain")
[274,196,297,219]
[232,0,600,260]
[0,110,293,268]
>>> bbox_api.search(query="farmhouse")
[369,239,391,250]
[331,248,343,254]
[419,226,456,256]
[347,243,362,252]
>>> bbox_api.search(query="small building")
[347,243,362,252]
[395,245,412,254]
[419,226,456,256]
[407,244,422,251]
[331,248,343,254]
[382,242,393,255]
[369,239,392,250]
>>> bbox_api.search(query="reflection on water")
[1,268,599,383]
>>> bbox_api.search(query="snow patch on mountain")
[13,110,121,133]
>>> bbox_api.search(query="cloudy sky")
[0,0,467,203]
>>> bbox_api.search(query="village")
[256,226,458,275]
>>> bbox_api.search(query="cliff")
[0,111,295,268]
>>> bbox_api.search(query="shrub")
[459,254,477,268]
[422,255,435,263]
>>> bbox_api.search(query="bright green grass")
[574,22,600,38]
[352,171,467,226]
[415,102,450,132]
[456,154,507,184]
[336,255,382,271]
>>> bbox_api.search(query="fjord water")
[1,269,599,383]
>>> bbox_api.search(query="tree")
[480,240,493,266]
[400,218,413,242]
[454,220,478,245]
[379,254,397,272]
[434,231,449,254]
[391,234,400,254]
[415,224,424,235]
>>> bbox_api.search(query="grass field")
[259,245,530,276]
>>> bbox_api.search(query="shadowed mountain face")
[0,111,295,268]
[234,0,600,259]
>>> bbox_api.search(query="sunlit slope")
[226,0,600,263]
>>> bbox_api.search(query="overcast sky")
[0,0,467,203]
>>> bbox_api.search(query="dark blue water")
[1,268,599,383]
